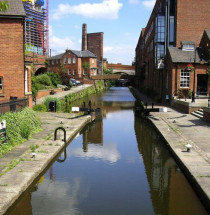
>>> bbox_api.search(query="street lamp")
[191,49,196,102]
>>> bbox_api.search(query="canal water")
[10,87,208,215]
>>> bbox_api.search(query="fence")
[0,97,28,114]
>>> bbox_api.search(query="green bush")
[33,104,47,112]
[43,97,62,111]
[36,74,52,86]
[46,72,62,87]
[0,108,42,157]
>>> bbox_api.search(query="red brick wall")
[36,88,63,99]
[176,0,210,47]
[0,18,25,101]
[107,63,135,71]
[87,33,103,61]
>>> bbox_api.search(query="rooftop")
[48,50,97,60]
[168,47,207,64]
[0,0,25,17]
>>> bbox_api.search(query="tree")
[58,64,69,86]
[0,1,9,12]
[82,62,90,76]
[103,67,113,74]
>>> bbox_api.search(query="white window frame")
[63,58,66,64]
[92,58,95,64]
[68,69,71,75]
[24,68,28,93]
[68,57,71,64]
[0,77,3,93]
[180,69,190,88]
[73,69,76,75]
[73,57,76,64]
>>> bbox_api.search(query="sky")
[48,0,156,65]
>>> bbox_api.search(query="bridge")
[91,74,134,80]
[106,63,135,76]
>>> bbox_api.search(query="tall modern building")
[135,0,210,101]
[22,0,49,74]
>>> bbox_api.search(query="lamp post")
[191,48,197,103]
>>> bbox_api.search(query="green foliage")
[177,89,192,99]
[0,108,42,157]
[103,67,113,74]
[33,104,47,112]
[30,144,39,152]
[43,97,62,111]
[36,74,52,86]
[0,1,9,12]
[46,72,62,86]
[82,62,90,69]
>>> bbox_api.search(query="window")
[68,57,71,64]
[78,69,81,74]
[73,57,76,64]
[25,68,28,93]
[63,58,66,64]
[180,69,190,88]
[52,60,54,65]
[0,77,3,93]
[68,69,71,75]
[92,58,95,64]
[73,69,76,75]
[182,44,195,51]
[156,15,165,42]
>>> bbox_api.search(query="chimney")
[82,23,87,51]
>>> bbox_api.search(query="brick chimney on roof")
[82,23,87,51]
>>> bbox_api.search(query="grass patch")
[30,144,39,152]
[4,159,20,172]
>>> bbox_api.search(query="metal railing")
[0,98,28,114]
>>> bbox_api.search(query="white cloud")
[129,0,139,5]
[104,46,114,53]
[69,143,121,164]
[49,26,77,55]
[142,0,155,9]
[74,25,80,29]
[52,0,123,20]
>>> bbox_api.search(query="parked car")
[70,78,77,86]
[75,80,81,85]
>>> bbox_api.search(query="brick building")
[135,0,210,102]
[0,0,32,108]
[48,49,97,79]
[82,24,104,75]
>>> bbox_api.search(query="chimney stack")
[82,23,87,51]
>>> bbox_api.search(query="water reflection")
[135,118,208,215]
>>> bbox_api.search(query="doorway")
[197,74,208,96]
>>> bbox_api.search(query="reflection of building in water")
[10,193,32,215]
[134,118,207,215]
[83,120,103,152]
